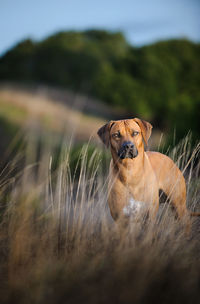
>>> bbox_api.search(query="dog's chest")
[123,197,147,216]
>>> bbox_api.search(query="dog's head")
[97,118,152,160]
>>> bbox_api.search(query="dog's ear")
[134,118,152,146]
[97,121,114,148]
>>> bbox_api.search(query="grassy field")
[0,83,164,151]
[0,125,199,303]
[0,85,199,303]
[0,85,109,174]
[0,85,106,141]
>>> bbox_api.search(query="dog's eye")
[112,132,121,139]
[132,131,139,136]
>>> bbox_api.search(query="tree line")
[0,30,199,143]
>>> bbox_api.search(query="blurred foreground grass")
[0,125,200,303]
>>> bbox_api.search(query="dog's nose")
[122,141,134,150]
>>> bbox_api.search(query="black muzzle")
[118,141,138,159]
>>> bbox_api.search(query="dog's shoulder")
[146,151,183,188]
[146,151,175,168]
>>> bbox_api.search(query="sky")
[0,0,200,55]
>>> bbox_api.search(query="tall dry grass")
[0,131,200,304]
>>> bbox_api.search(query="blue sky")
[0,0,200,55]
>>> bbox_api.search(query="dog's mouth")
[118,148,138,159]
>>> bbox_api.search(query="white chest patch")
[123,198,146,217]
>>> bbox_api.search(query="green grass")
[0,99,27,124]
[0,98,60,132]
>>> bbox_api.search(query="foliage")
[0,30,199,142]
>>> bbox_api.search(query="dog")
[97,118,200,222]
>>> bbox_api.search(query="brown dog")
[97,118,199,222]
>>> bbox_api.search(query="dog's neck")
[111,149,145,185]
